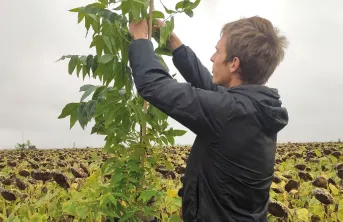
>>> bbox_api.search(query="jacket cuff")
[172,44,186,56]
[129,38,153,50]
[129,39,154,62]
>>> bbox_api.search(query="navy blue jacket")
[129,39,288,222]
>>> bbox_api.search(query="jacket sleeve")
[128,39,233,137]
[172,44,227,92]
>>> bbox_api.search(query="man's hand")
[154,19,183,51]
[129,19,148,40]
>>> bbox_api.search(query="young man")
[128,16,289,222]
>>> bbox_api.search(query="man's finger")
[157,20,165,27]
[153,25,161,30]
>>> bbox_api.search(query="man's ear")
[229,57,241,73]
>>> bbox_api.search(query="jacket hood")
[230,84,289,133]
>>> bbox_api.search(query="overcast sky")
[0,0,342,149]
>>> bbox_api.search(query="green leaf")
[329,154,338,163]
[70,108,78,129]
[161,1,176,14]
[170,16,175,31]
[101,9,120,23]
[62,202,77,215]
[314,149,322,157]
[75,205,88,219]
[78,103,88,129]
[296,208,308,221]
[155,54,170,72]
[166,135,175,145]
[92,20,100,34]
[88,13,98,21]
[130,1,142,21]
[98,0,108,5]
[79,55,87,65]
[78,12,85,23]
[170,129,187,136]
[69,7,85,13]
[338,209,343,222]
[339,199,343,210]
[86,100,97,120]
[108,195,118,208]
[175,1,184,10]
[164,159,174,170]
[184,8,194,17]
[90,35,105,57]
[86,55,93,73]
[58,103,79,119]
[132,0,146,4]
[159,16,175,47]
[92,86,107,100]
[91,55,98,75]
[152,29,161,43]
[121,1,130,15]
[85,2,106,13]
[159,28,167,46]
[84,16,91,36]
[172,197,182,207]
[329,183,339,195]
[80,85,98,102]
[113,62,125,89]
[102,207,120,218]
[190,0,201,10]
[99,54,114,63]
[160,136,168,145]
[5,215,19,222]
[143,0,150,8]
[138,190,156,203]
[141,5,148,18]
[102,36,113,54]
[119,211,136,222]
[68,56,78,74]
[155,47,172,56]
[82,65,88,80]
[56,54,72,62]
[76,60,82,77]
[153,10,165,19]
[30,213,43,222]
[110,36,117,53]
[169,214,181,222]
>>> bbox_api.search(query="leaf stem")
[163,11,180,23]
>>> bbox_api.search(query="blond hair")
[221,16,288,84]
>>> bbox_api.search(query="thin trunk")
[141,0,154,167]
[142,0,154,138]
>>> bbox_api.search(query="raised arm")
[168,33,226,92]
[129,39,233,137]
